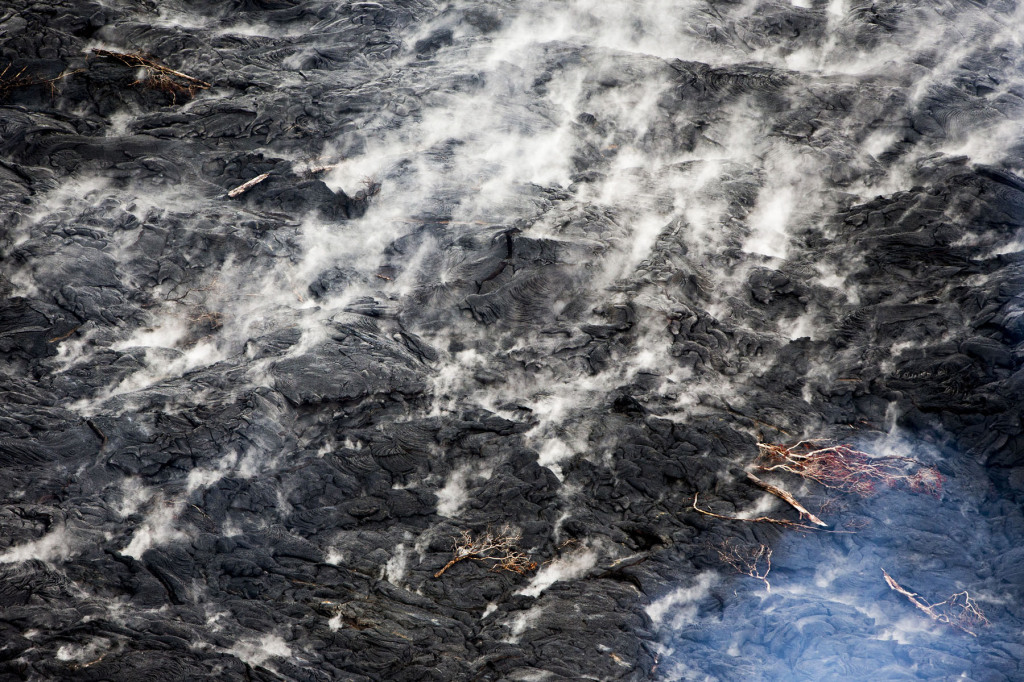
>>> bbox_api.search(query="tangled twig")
[166,277,219,303]
[716,538,772,592]
[434,525,537,578]
[756,440,944,497]
[92,49,210,102]
[0,63,83,100]
[882,569,989,636]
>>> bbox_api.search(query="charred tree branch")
[434,526,537,578]
[882,569,989,636]
[745,471,828,527]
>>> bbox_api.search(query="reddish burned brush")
[756,440,944,498]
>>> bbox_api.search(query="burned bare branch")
[882,569,989,636]
[745,471,828,527]
[756,440,944,498]
[434,525,538,578]
[1,63,83,100]
[691,493,841,532]
[716,538,772,592]
[92,49,210,87]
[91,49,211,102]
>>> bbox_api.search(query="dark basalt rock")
[270,331,428,405]
[2,0,1024,680]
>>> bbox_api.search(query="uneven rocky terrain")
[2,0,1024,680]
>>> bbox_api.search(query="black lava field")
[2,1,1024,680]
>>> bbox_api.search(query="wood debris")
[882,569,989,636]
[228,173,270,198]
[92,49,211,89]
[746,471,828,527]
[716,538,772,592]
[690,493,838,532]
[757,440,944,498]
[435,525,537,578]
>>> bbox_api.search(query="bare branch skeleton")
[691,493,840,533]
[745,471,828,527]
[716,538,772,592]
[434,526,537,578]
[757,440,944,498]
[882,569,989,636]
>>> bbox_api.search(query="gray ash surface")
[2,1,1024,680]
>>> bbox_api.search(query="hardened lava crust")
[1,1,1024,680]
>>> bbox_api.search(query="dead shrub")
[756,440,944,497]
[715,538,772,592]
[434,525,537,578]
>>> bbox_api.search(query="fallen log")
[756,440,944,497]
[227,173,270,198]
[745,471,828,527]
[690,493,839,532]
